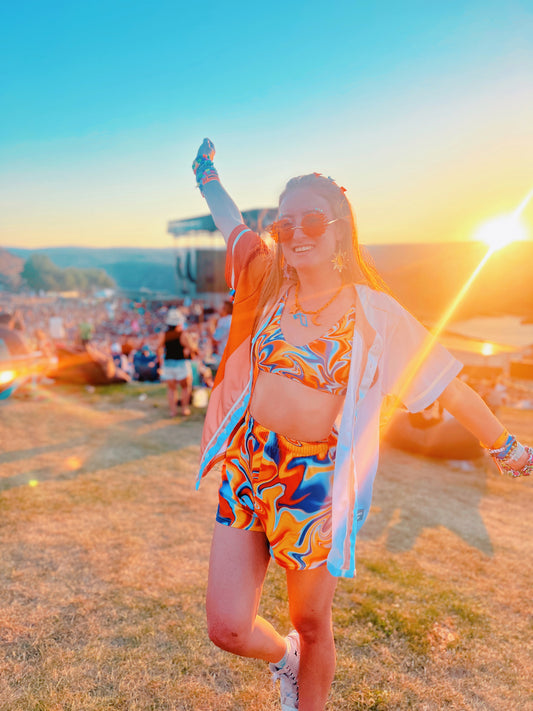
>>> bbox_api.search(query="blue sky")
[1,0,532,248]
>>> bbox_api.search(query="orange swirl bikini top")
[254,295,355,396]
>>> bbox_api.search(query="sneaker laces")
[270,664,299,710]
[270,631,300,710]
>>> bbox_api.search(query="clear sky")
[1,0,532,249]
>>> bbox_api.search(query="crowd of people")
[0,293,233,413]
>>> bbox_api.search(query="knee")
[206,610,251,655]
[291,610,332,646]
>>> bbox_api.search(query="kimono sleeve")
[225,224,265,292]
[381,300,463,412]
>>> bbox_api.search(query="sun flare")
[473,214,528,253]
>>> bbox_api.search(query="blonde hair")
[253,173,390,332]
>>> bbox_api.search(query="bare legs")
[165,376,192,417]
[286,567,337,710]
[206,522,338,710]
[178,375,192,416]
[166,380,178,417]
[207,523,287,662]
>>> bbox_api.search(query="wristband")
[192,156,219,196]
[487,433,516,460]
[489,428,510,450]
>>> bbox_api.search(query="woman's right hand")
[192,138,215,173]
[191,137,243,241]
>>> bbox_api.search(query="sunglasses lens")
[272,212,330,241]
[301,212,328,238]
[276,219,295,242]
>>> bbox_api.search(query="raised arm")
[192,138,244,243]
[439,377,532,477]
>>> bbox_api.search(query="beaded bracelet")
[192,156,220,195]
[493,446,533,478]
[490,443,532,478]
[487,434,516,460]
[192,153,211,176]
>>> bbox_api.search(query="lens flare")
[473,214,528,254]
[65,456,82,471]
[381,187,532,434]
[0,370,16,385]
[473,186,532,254]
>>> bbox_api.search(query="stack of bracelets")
[192,139,219,195]
[486,430,533,477]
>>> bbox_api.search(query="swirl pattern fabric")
[254,297,355,396]
[217,411,337,569]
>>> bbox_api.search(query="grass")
[1,382,532,710]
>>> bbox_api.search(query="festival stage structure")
[167,208,277,297]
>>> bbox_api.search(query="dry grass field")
[1,381,532,710]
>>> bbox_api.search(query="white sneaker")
[269,630,300,710]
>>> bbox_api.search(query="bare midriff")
[249,370,344,441]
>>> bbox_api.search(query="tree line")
[21,254,115,293]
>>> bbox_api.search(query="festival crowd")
[1,292,531,415]
[0,294,233,395]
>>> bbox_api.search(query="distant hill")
[6,246,179,295]
[371,241,533,321]
[0,248,24,290]
[3,242,533,321]
[8,246,176,268]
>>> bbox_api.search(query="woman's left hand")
[493,443,533,477]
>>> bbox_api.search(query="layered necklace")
[290,283,344,327]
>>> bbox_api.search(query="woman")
[192,139,532,711]
[157,308,192,417]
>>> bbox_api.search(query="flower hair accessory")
[311,172,348,194]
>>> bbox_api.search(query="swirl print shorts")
[216,410,337,570]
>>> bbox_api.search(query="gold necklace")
[290,283,344,327]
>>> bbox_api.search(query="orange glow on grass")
[65,456,82,471]
[31,382,105,424]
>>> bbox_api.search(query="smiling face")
[278,189,340,274]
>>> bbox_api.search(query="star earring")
[331,245,348,273]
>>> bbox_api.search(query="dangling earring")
[331,244,348,273]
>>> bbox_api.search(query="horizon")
[1,1,532,250]
[4,239,522,254]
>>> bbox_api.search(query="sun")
[473,214,528,253]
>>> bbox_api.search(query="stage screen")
[195,249,227,293]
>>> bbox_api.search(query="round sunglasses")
[269,210,339,242]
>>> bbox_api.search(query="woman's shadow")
[360,445,494,556]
